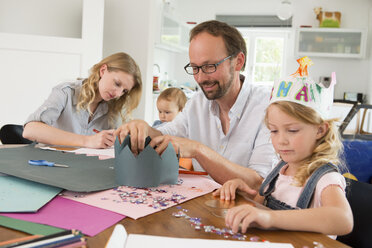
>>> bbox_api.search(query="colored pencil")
[12,230,81,248]
[33,236,85,248]
[0,235,41,247]
[14,234,75,248]
[179,170,208,175]
[3,230,76,248]
[57,240,87,248]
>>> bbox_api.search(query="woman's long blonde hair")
[265,101,345,186]
[77,52,142,126]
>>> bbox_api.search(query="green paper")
[0,175,62,212]
[0,145,116,192]
[0,216,65,235]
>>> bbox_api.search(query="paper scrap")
[0,196,125,236]
[0,175,62,212]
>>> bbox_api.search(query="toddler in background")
[213,58,353,238]
[153,87,192,170]
[153,87,187,128]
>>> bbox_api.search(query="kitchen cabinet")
[155,13,190,53]
[295,28,367,58]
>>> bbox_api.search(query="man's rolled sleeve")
[248,123,277,179]
[156,102,189,138]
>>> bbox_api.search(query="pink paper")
[1,196,125,236]
[62,174,221,219]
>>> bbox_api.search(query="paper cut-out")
[114,136,179,188]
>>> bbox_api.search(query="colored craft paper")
[114,136,179,187]
[0,216,65,236]
[40,147,114,160]
[62,174,221,219]
[0,145,116,192]
[73,147,114,160]
[0,175,62,212]
[0,196,125,236]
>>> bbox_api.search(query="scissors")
[28,160,69,168]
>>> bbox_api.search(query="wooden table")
[87,193,350,248]
[0,193,346,248]
[0,193,350,248]
[0,145,350,247]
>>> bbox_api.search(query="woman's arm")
[226,185,353,235]
[23,121,115,148]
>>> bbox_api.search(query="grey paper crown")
[114,135,179,188]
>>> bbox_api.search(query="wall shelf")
[295,28,367,58]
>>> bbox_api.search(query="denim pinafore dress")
[259,161,338,210]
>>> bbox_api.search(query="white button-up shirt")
[157,81,276,178]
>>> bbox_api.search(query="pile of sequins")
[105,179,187,209]
[172,207,250,241]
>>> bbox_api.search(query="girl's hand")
[212,179,256,201]
[225,205,272,233]
[85,129,115,148]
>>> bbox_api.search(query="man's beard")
[199,66,234,100]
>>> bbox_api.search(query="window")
[238,28,290,86]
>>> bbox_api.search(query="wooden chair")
[337,178,372,248]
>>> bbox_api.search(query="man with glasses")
[116,20,275,191]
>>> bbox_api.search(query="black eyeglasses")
[184,55,232,75]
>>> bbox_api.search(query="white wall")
[0,0,82,38]
[0,0,371,129]
[0,0,104,129]
[103,0,158,123]
[166,0,372,102]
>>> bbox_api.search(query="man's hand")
[149,135,199,158]
[114,120,152,155]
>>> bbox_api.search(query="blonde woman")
[23,52,142,148]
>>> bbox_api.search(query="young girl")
[213,60,353,237]
[152,87,187,128]
[23,52,142,149]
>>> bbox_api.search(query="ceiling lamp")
[276,0,293,21]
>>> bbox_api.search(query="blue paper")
[0,175,62,212]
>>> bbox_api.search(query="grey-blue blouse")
[25,80,117,136]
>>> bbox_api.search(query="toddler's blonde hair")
[157,88,187,112]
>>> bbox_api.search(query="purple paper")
[1,196,125,236]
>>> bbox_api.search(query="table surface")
[0,145,350,247]
[0,193,349,248]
